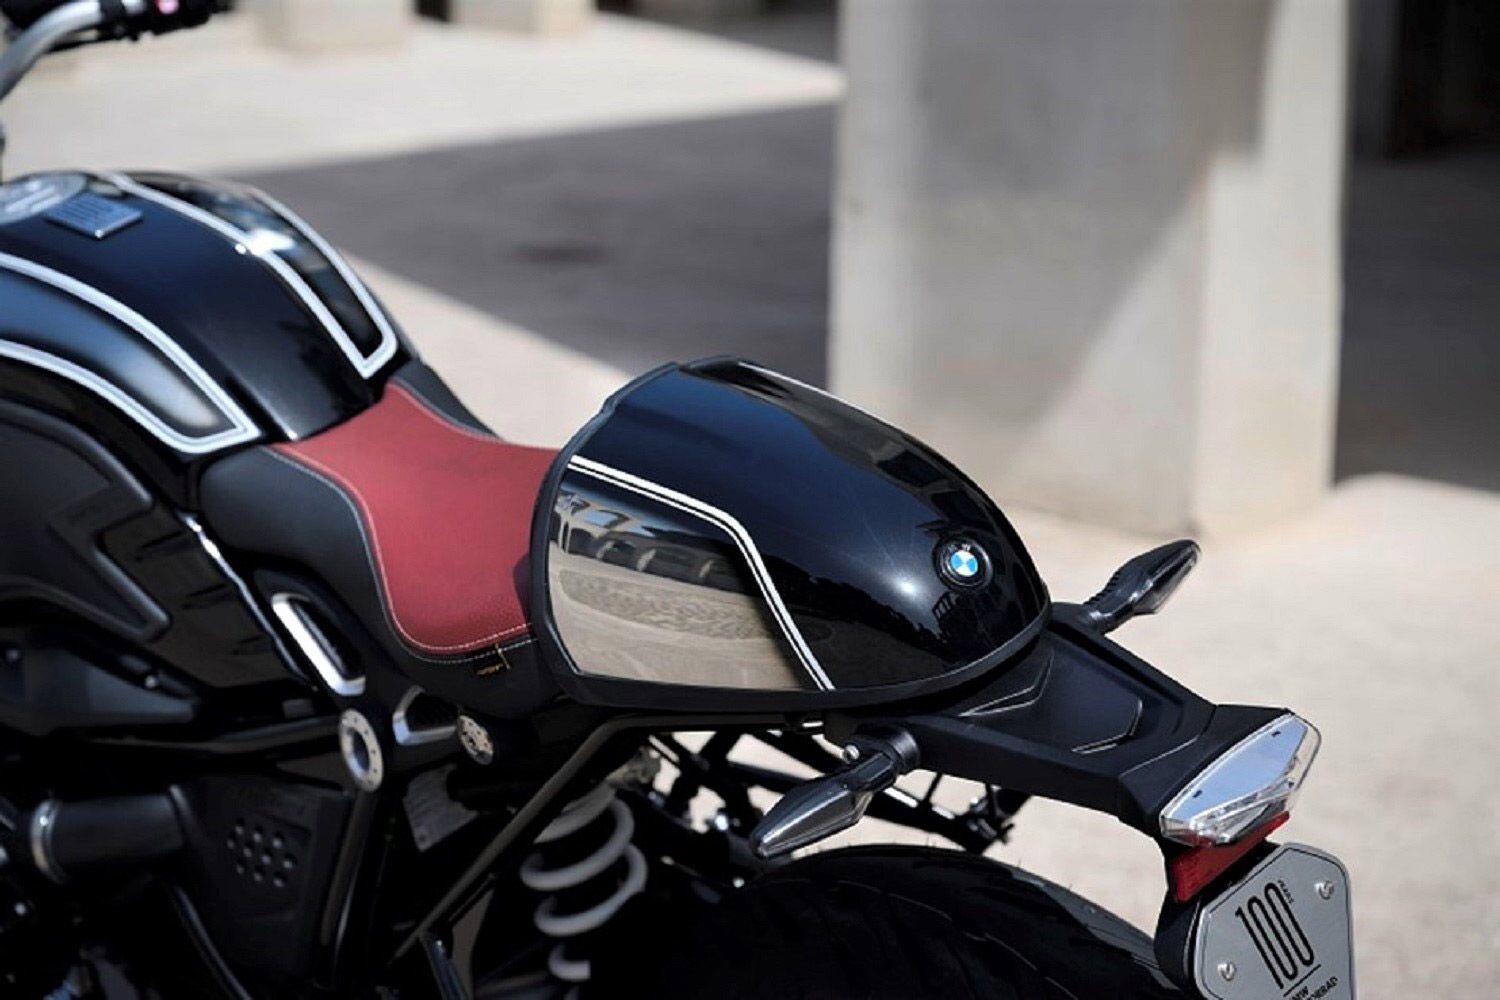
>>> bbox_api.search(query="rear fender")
[834,609,1284,836]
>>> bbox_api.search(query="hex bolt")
[1218,961,1236,982]
[1316,880,1335,900]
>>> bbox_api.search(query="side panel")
[0,400,291,690]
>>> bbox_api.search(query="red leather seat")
[256,382,556,660]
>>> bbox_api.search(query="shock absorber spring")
[519,781,647,987]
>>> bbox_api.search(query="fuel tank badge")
[937,538,992,589]
[0,173,86,225]
[45,193,143,240]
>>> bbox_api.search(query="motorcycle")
[0,3,1356,998]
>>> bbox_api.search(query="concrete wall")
[832,0,1350,535]
[450,0,595,34]
[252,0,411,52]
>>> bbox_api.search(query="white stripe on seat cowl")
[567,455,834,691]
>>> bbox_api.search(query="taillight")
[1159,714,1320,848]
[1167,811,1288,902]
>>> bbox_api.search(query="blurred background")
[6,1,1496,996]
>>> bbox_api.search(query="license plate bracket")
[1192,843,1355,1000]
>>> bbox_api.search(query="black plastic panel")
[174,775,352,990]
[0,624,197,736]
[866,616,1287,834]
[0,400,290,690]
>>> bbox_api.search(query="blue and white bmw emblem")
[936,539,991,588]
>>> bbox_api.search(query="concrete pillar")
[639,0,764,23]
[832,1,1350,535]
[450,0,595,34]
[253,0,412,53]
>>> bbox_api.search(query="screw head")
[1218,961,1236,982]
[841,743,861,764]
[1316,880,1335,900]
[458,715,495,765]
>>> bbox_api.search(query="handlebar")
[0,0,227,105]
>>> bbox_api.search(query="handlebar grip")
[1,0,231,35]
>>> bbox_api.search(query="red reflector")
[1169,812,1289,903]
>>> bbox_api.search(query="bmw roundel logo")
[936,539,992,588]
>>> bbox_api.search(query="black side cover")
[0,400,286,689]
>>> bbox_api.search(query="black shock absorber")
[519,782,647,989]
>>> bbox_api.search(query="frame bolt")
[1316,880,1335,900]
[1218,961,1236,981]
[458,715,495,766]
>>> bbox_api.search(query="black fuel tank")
[0,170,406,500]
[0,170,405,699]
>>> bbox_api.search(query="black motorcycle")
[0,3,1355,998]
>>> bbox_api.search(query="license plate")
[1192,843,1355,1000]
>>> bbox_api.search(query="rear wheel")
[594,846,1183,999]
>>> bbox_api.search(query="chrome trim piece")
[105,173,397,379]
[393,686,457,747]
[270,593,366,698]
[338,709,384,793]
[0,251,260,454]
[183,515,303,682]
[567,456,834,691]
[28,799,62,883]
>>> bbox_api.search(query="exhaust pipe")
[28,793,184,883]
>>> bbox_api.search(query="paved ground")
[244,104,835,382]
[8,10,1499,997]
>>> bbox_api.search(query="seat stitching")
[264,448,524,663]
[264,447,530,656]
[273,445,531,649]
